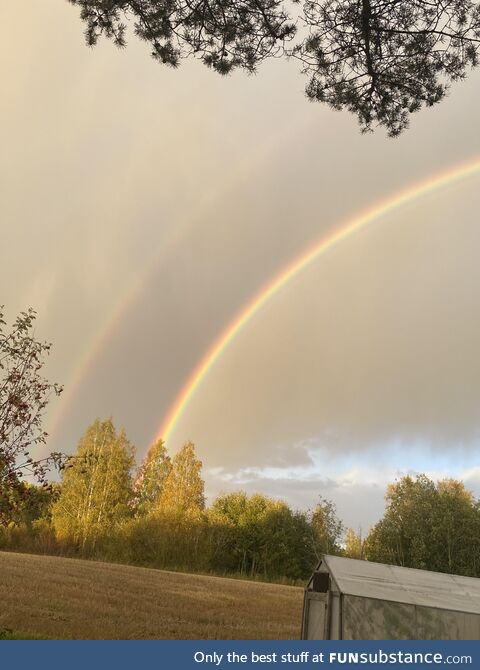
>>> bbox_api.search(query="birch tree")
[309,496,344,560]
[157,441,205,514]
[51,418,135,551]
[133,438,172,514]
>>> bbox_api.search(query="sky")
[2,0,480,531]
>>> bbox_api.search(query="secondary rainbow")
[156,157,480,445]
[45,110,311,448]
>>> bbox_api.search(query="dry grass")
[0,551,303,639]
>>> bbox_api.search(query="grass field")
[0,551,303,639]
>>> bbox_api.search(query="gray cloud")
[203,465,387,531]
[174,177,480,472]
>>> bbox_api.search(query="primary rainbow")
[156,157,480,445]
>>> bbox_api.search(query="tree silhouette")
[296,0,480,135]
[68,0,295,74]
[69,0,480,135]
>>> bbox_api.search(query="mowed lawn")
[0,551,303,639]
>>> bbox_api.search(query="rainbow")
[45,110,311,446]
[156,157,480,445]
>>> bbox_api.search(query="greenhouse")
[302,555,480,639]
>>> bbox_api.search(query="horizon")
[3,1,480,532]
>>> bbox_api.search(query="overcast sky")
[3,1,480,530]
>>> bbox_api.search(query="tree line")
[0,417,345,581]
[2,306,480,583]
[2,415,480,582]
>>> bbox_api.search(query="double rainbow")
[156,158,480,445]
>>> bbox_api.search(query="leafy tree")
[210,491,273,575]
[344,527,364,559]
[435,478,480,575]
[210,491,316,578]
[261,502,316,579]
[14,483,57,527]
[51,418,135,551]
[366,474,438,568]
[309,496,344,560]
[157,441,205,514]
[0,306,62,526]
[68,0,480,135]
[133,438,172,514]
[366,474,480,576]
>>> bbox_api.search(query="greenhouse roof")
[316,555,480,615]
